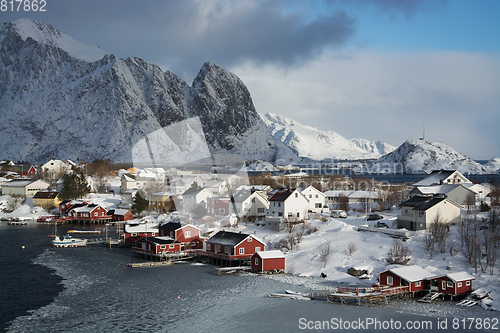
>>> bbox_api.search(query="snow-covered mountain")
[369,139,487,174]
[0,19,278,164]
[261,113,396,160]
[485,157,500,174]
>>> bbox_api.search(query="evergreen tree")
[132,191,149,215]
[59,173,91,200]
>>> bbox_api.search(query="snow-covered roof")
[382,265,435,283]
[124,222,159,233]
[253,250,285,259]
[2,178,37,187]
[434,271,475,282]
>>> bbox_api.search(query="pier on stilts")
[307,286,413,307]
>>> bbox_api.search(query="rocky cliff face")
[0,19,277,163]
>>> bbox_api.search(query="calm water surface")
[0,223,496,332]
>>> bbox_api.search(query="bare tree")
[337,193,349,212]
[319,242,331,268]
[465,192,476,214]
[388,239,412,265]
[459,216,482,274]
[423,211,449,258]
[347,242,357,257]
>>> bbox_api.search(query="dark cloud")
[0,0,356,80]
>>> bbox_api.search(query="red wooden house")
[123,223,159,244]
[108,209,134,221]
[204,230,266,265]
[131,236,182,256]
[68,204,111,222]
[20,165,37,177]
[251,250,285,273]
[159,222,204,249]
[59,200,88,215]
[379,265,435,294]
[430,272,474,296]
[206,198,231,216]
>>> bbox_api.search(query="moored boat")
[52,235,87,247]
[67,230,101,234]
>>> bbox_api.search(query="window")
[160,245,166,249]
[442,281,446,290]
[219,208,225,214]
[258,208,264,214]
[295,193,298,198]
[207,244,211,250]
[315,194,318,198]
[216,245,221,252]
[278,203,281,207]
[131,233,137,237]
[152,233,155,236]
[248,237,252,242]
[239,248,244,254]
[225,247,231,254]
[457,282,462,288]
[309,195,312,198]
[415,281,421,287]
[255,247,261,252]
[387,276,393,285]
[255,258,258,265]
[447,281,453,288]
[94,212,98,217]
[315,203,322,208]
[170,231,174,237]
[169,244,175,249]
[466,281,470,286]
[185,231,191,238]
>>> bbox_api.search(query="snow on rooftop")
[254,250,285,259]
[386,265,436,282]
[443,271,475,282]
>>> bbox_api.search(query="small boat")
[67,230,101,234]
[7,221,28,225]
[52,235,87,247]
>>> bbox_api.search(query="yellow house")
[150,192,176,212]
[33,191,62,210]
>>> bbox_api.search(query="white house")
[181,187,213,212]
[301,186,326,213]
[41,159,71,180]
[1,179,50,197]
[265,188,309,230]
[397,196,462,231]
[169,176,205,195]
[413,170,471,187]
[231,189,269,220]
[409,184,476,207]
[204,179,229,196]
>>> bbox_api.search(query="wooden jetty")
[306,286,413,307]
[127,261,174,268]
[214,266,251,275]
[129,251,195,265]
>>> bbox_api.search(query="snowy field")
[1,178,498,313]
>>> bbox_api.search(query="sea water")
[1,224,496,332]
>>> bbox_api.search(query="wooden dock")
[127,261,174,268]
[306,286,413,307]
[214,266,251,275]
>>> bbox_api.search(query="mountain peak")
[3,18,107,62]
[375,138,486,174]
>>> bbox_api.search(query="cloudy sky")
[2,0,499,159]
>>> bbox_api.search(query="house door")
[430,279,438,291]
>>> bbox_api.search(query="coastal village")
[0,158,499,312]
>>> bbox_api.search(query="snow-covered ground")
[1,187,498,313]
[227,211,499,313]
